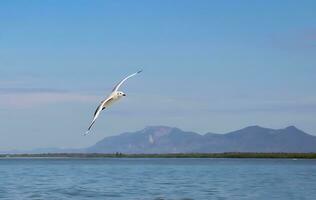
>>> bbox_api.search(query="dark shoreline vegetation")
[1,153,316,159]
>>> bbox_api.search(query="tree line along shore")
[1,152,316,159]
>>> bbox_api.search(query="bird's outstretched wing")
[85,97,113,135]
[112,70,142,92]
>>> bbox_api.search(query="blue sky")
[0,0,316,150]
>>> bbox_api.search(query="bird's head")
[117,91,126,97]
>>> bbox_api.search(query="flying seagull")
[85,70,142,135]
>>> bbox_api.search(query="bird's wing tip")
[84,130,90,136]
[137,69,143,74]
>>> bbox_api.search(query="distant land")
[86,125,316,153]
[2,153,316,159]
[2,125,316,154]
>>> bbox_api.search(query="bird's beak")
[123,94,126,96]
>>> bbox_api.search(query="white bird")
[85,70,142,135]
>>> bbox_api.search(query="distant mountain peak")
[228,125,272,135]
[243,125,266,130]
[143,125,177,138]
[144,125,176,130]
[284,126,299,131]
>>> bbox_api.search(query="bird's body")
[99,91,125,114]
[85,70,142,134]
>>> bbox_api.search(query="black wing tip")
[137,69,143,74]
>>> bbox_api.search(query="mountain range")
[3,125,316,154]
[86,125,316,153]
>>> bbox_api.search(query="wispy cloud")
[270,29,316,50]
[301,29,316,41]
[207,101,316,114]
[0,87,99,108]
[0,88,68,94]
[95,92,316,117]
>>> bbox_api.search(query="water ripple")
[0,158,315,200]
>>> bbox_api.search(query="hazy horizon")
[1,0,316,150]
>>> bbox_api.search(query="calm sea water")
[0,158,315,200]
